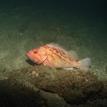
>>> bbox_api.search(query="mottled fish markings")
[26,43,91,71]
[44,45,77,65]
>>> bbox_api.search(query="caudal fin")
[79,58,91,71]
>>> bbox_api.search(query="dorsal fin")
[68,50,78,60]
[46,43,67,53]
[46,43,78,60]
[46,43,64,50]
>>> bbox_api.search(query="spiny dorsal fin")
[47,43,79,60]
[68,50,79,60]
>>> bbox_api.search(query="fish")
[26,43,91,71]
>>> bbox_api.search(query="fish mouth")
[26,53,44,65]
[26,53,38,64]
[26,59,36,66]
[26,52,48,65]
[26,55,40,65]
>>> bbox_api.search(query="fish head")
[26,47,47,64]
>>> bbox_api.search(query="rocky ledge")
[0,66,106,107]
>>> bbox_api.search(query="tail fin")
[79,58,91,71]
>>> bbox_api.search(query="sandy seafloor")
[0,1,107,106]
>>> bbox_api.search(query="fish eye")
[33,51,37,54]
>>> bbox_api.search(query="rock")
[0,77,47,107]
[39,90,68,107]
[12,66,103,104]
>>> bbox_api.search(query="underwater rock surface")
[0,66,107,107]
[20,66,104,104]
[12,67,103,99]
[0,78,46,107]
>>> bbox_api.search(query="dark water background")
[0,0,107,77]
[0,0,107,107]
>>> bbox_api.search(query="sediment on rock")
[7,66,104,104]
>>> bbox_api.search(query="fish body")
[26,43,91,71]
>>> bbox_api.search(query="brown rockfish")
[26,43,91,71]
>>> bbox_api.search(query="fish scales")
[44,45,75,64]
[26,43,91,71]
